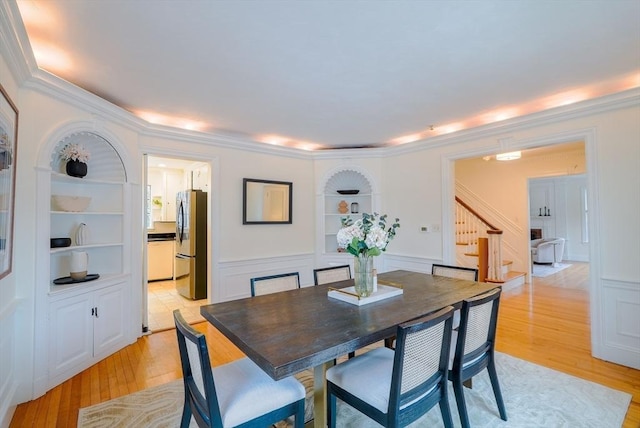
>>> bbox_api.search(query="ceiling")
[15,0,640,151]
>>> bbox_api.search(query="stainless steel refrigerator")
[175,189,208,300]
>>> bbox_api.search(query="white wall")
[0,27,21,426]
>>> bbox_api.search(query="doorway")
[143,155,211,332]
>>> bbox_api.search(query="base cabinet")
[48,282,126,387]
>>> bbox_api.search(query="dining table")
[200,269,499,427]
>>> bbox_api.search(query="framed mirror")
[243,178,292,224]
[0,84,18,279]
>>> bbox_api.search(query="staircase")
[455,197,526,291]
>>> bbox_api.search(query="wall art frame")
[0,84,18,279]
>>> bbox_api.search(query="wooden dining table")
[200,269,499,427]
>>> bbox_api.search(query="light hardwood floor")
[9,262,639,427]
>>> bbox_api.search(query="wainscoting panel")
[601,278,640,369]
[217,253,315,302]
[382,254,440,274]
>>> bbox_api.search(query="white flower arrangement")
[337,212,400,257]
[60,143,91,163]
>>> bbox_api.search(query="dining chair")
[313,264,351,285]
[250,272,300,297]
[432,263,479,281]
[383,264,479,349]
[314,264,356,358]
[432,263,479,330]
[326,306,456,428]
[173,310,306,428]
[449,288,507,428]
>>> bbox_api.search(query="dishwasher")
[147,233,175,281]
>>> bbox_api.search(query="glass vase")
[354,254,374,297]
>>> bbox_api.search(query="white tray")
[328,284,403,306]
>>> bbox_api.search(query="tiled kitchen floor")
[147,279,206,332]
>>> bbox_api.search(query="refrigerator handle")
[177,199,185,244]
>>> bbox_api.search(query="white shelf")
[50,243,123,254]
[51,172,124,185]
[51,211,123,216]
[48,273,128,295]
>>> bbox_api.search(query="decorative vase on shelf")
[354,254,374,298]
[75,223,90,245]
[66,160,87,178]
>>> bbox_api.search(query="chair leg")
[487,358,508,421]
[438,383,454,428]
[294,399,305,428]
[327,390,337,428]
[452,378,471,428]
[180,399,192,428]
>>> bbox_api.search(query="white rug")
[78,352,631,428]
[532,262,572,278]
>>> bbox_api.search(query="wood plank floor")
[10,262,639,427]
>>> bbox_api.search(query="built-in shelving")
[322,170,374,254]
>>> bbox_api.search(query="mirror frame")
[0,84,18,280]
[243,178,293,225]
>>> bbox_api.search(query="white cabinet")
[147,240,174,281]
[48,281,126,387]
[148,168,184,222]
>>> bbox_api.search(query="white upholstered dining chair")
[326,306,456,427]
[173,309,306,427]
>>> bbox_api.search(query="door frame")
[441,127,609,363]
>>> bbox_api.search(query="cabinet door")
[164,171,184,222]
[49,293,93,382]
[147,241,174,281]
[93,283,126,359]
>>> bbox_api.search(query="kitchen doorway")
[144,155,210,332]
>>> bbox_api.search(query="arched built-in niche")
[320,167,377,254]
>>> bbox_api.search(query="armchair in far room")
[531,238,565,266]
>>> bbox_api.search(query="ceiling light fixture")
[496,151,521,161]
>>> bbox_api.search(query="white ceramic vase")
[75,222,89,245]
[70,251,88,280]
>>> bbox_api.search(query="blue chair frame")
[313,265,351,285]
[174,310,305,427]
[327,306,455,427]
[449,288,507,427]
[250,272,300,297]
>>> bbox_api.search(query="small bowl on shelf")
[51,195,92,212]
[50,237,72,248]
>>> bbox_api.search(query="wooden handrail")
[455,196,500,231]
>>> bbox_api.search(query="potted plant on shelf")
[60,143,90,178]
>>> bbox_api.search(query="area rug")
[78,352,631,428]
[532,262,572,278]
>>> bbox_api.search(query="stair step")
[502,271,526,292]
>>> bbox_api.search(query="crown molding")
[0,0,37,84]
[384,88,640,157]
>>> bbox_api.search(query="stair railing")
[455,197,504,283]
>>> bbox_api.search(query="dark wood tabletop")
[200,269,498,380]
